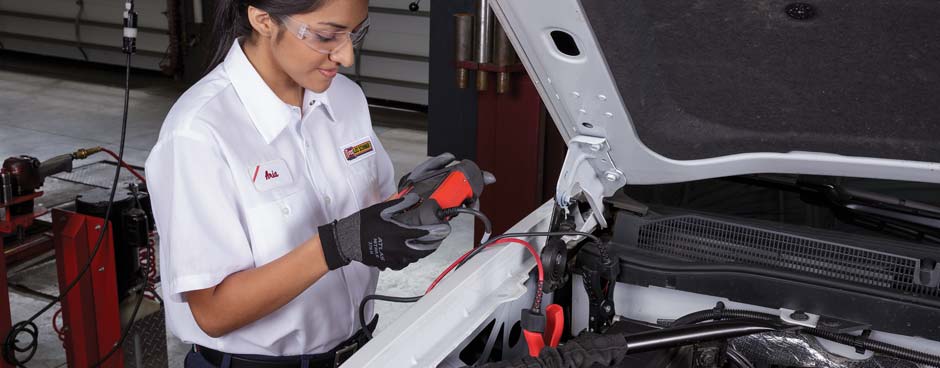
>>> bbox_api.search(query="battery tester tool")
[392,159,496,250]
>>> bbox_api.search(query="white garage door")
[0,0,430,106]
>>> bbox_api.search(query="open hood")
[490,0,940,226]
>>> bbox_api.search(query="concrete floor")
[0,68,471,366]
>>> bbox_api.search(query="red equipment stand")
[0,235,14,368]
[0,193,44,368]
[52,209,124,368]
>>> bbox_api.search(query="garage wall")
[0,0,430,107]
[0,0,171,70]
[345,1,430,107]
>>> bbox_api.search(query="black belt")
[195,318,376,368]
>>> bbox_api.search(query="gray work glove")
[318,193,451,271]
[397,152,458,191]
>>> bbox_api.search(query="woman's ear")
[246,6,277,39]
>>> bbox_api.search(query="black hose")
[672,308,776,327]
[725,347,756,368]
[671,307,940,367]
[806,329,940,367]
[358,294,422,341]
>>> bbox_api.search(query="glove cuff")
[318,221,349,270]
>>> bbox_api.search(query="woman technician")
[145,0,463,367]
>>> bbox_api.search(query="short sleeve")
[145,126,254,303]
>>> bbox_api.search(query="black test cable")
[2,2,139,366]
[455,231,602,270]
[357,207,493,341]
[74,0,90,61]
[358,208,601,341]
[90,4,147,366]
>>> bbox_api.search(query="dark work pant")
[185,350,230,368]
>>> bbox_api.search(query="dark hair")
[207,0,327,71]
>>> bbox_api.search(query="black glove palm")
[319,194,451,271]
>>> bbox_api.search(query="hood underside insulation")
[581,0,940,162]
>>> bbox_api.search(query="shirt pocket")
[243,189,317,266]
[346,155,383,208]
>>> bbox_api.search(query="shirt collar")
[223,40,336,144]
[303,88,336,122]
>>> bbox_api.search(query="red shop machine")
[0,150,165,367]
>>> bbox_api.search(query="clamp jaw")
[555,135,626,229]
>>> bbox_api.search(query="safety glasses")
[281,16,371,55]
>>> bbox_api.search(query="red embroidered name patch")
[250,159,292,192]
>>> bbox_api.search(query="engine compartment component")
[729,331,922,368]
[600,200,940,340]
[479,320,783,368]
[482,305,940,368]
[348,193,940,367]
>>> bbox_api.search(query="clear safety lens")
[283,16,371,55]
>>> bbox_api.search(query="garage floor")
[0,68,470,367]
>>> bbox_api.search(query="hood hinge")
[555,135,626,228]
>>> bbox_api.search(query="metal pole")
[455,13,474,89]
[494,22,517,94]
[474,0,493,92]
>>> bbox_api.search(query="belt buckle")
[333,342,358,367]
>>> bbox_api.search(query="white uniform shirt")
[145,40,396,355]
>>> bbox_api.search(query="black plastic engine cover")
[600,208,940,340]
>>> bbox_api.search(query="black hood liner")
[581,0,940,161]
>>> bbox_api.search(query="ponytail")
[207,0,250,70]
[206,0,328,72]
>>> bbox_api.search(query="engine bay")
[450,175,940,367]
[342,0,940,364]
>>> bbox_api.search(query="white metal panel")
[0,15,168,54]
[348,54,428,84]
[345,202,555,367]
[0,0,168,30]
[358,81,427,106]
[0,37,165,70]
[1,1,432,106]
[0,0,169,71]
[362,12,429,57]
[355,7,430,105]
